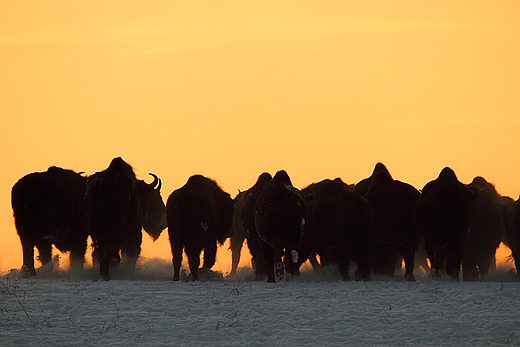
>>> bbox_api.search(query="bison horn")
[231,190,242,203]
[148,173,161,190]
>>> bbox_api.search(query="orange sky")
[1,1,519,274]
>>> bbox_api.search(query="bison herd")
[11,157,520,283]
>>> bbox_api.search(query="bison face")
[139,175,167,240]
[215,192,235,245]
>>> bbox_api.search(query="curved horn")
[148,173,160,190]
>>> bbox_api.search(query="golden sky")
[1,1,519,274]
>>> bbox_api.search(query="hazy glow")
[1,1,519,274]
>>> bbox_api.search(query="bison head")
[215,192,235,245]
[138,173,167,240]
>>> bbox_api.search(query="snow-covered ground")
[1,260,520,347]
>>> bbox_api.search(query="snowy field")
[1,260,520,347]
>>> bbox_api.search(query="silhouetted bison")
[356,163,421,281]
[229,190,247,276]
[240,172,273,280]
[463,177,505,280]
[253,170,305,282]
[12,166,88,277]
[416,167,473,280]
[299,178,374,281]
[85,157,166,280]
[167,175,235,281]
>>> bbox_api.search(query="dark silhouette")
[253,170,305,282]
[229,190,247,276]
[12,166,88,277]
[463,177,505,280]
[355,163,421,281]
[240,172,273,280]
[299,178,374,281]
[85,157,166,280]
[416,167,473,280]
[167,175,235,281]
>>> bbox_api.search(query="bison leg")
[475,250,495,279]
[338,258,351,281]
[415,238,430,273]
[399,244,416,282]
[351,254,371,281]
[170,242,183,281]
[347,240,371,281]
[36,241,52,269]
[274,261,284,281]
[308,253,321,270]
[370,242,397,277]
[99,260,110,281]
[274,248,285,281]
[21,239,36,278]
[260,241,276,283]
[122,230,142,270]
[295,237,317,271]
[427,244,443,279]
[202,238,217,270]
[98,249,112,281]
[184,241,202,281]
[69,239,87,272]
[355,265,370,281]
[230,232,245,276]
[446,251,462,281]
[352,251,371,281]
[246,231,267,280]
[431,253,445,279]
[462,256,479,281]
[187,253,201,281]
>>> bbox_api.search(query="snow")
[1,261,520,346]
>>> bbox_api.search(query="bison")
[85,157,166,280]
[229,191,247,276]
[416,167,473,280]
[253,170,305,283]
[299,178,374,281]
[12,166,88,277]
[463,177,505,280]
[239,172,273,280]
[167,175,235,281]
[355,163,421,281]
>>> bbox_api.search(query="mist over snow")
[1,259,520,346]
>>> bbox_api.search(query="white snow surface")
[1,260,520,347]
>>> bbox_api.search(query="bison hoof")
[405,273,416,282]
[275,262,284,281]
[432,271,441,280]
[21,265,33,278]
